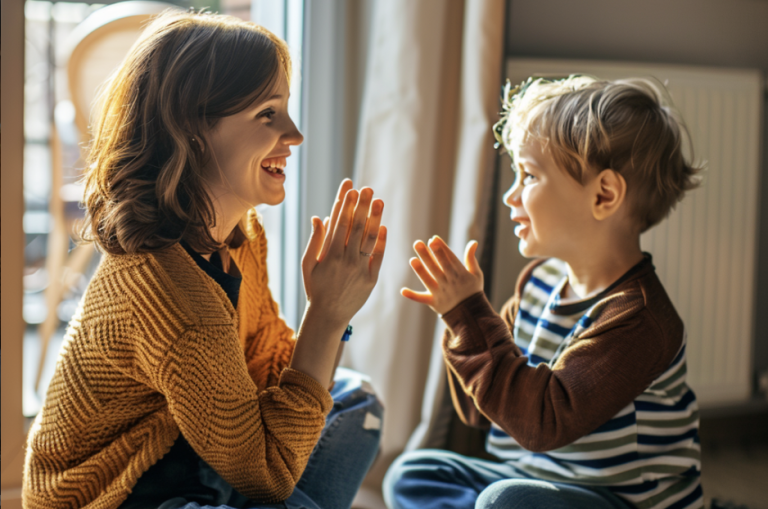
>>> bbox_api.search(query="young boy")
[383,76,703,509]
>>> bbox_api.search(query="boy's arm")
[443,260,541,430]
[441,288,681,452]
[445,355,491,429]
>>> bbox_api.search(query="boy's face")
[503,136,594,259]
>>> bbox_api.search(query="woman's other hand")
[402,237,484,316]
[301,179,387,327]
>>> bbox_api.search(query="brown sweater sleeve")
[153,325,332,502]
[441,282,680,452]
[236,221,296,390]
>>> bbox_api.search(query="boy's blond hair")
[494,75,702,232]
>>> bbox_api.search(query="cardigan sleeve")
[235,219,297,390]
[441,281,680,453]
[153,324,333,503]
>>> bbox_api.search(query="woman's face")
[203,70,303,208]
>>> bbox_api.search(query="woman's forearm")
[291,304,348,388]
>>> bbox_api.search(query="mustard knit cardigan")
[22,213,333,509]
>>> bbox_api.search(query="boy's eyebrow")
[516,158,542,170]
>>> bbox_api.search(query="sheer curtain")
[345,0,506,503]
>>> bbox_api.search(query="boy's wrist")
[440,291,487,322]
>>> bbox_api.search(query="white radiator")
[496,58,763,408]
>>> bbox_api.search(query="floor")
[700,443,768,509]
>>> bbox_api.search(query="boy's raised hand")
[402,236,484,316]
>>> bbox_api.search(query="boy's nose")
[503,181,522,208]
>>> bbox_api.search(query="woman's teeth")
[261,158,286,175]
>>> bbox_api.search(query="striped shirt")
[486,258,702,509]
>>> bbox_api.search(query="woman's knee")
[331,367,383,414]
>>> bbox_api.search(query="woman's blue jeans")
[383,449,632,509]
[165,368,383,509]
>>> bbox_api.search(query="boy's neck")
[562,237,644,301]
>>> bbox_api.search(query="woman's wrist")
[290,304,350,387]
[302,301,350,332]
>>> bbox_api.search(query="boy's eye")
[521,171,536,185]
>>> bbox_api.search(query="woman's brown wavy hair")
[80,9,291,255]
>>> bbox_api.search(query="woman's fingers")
[409,257,438,291]
[414,240,445,280]
[329,189,358,254]
[346,188,373,256]
[360,199,384,255]
[401,287,433,305]
[301,216,324,280]
[368,226,387,277]
[320,180,354,260]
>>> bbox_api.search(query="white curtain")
[345,0,506,503]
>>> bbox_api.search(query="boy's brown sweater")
[22,213,333,509]
[442,258,684,453]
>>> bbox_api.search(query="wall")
[500,0,768,393]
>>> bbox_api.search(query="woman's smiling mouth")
[261,156,287,178]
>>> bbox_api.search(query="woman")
[23,10,386,509]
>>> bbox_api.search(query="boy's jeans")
[162,368,383,509]
[383,449,633,509]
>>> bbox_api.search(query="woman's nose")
[283,117,304,146]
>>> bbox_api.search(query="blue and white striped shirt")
[487,258,703,509]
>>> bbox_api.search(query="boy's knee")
[382,450,442,503]
[476,480,561,509]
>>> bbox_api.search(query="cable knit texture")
[22,211,333,509]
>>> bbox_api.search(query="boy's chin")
[518,240,544,259]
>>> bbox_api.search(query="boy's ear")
[591,169,627,221]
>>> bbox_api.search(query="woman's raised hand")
[301,179,387,327]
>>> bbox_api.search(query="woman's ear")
[191,135,205,154]
[591,169,627,221]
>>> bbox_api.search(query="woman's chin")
[262,191,286,207]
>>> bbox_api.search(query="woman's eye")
[258,108,276,121]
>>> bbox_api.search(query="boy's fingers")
[429,237,459,277]
[409,257,439,291]
[414,241,445,280]
[432,236,463,267]
[401,287,433,305]
[464,240,481,275]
